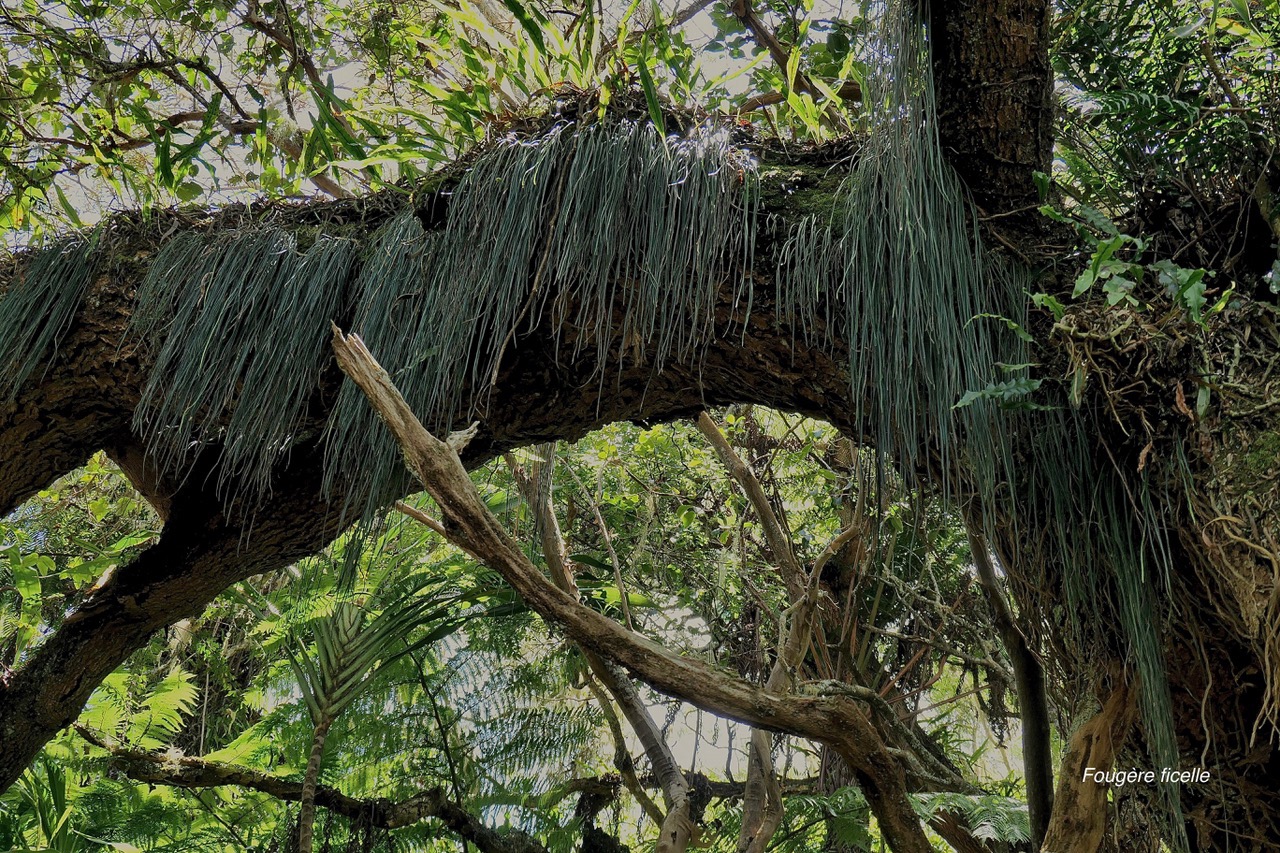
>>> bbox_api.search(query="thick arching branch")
[0,177,855,795]
[0,444,342,793]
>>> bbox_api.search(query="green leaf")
[637,40,666,138]
[968,312,1034,343]
[954,377,1045,410]
[1073,268,1096,297]
[1196,384,1211,417]
[500,0,547,54]
[87,497,110,522]
[568,553,614,573]
[174,182,202,202]
[1030,291,1066,321]
[1032,170,1050,201]
[1075,233,1130,297]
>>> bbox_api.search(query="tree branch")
[505,448,695,853]
[75,726,547,853]
[583,678,668,826]
[330,325,933,853]
[696,412,805,599]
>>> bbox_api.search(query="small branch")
[396,500,466,552]
[696,412,805,599]
[530,773,820,807]
[242,0,357,140]
[151,61,351,198]
[505,450,694,852]
[736,79,862,115]
[584,678,667,825]
[564,464,635,630]
[672,0,717,26]
[75,726,547,853]
[730,0,812,94]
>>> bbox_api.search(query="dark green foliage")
[913,791,1031,846]
[0,11,1202,846]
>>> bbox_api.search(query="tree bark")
[506,450,696,853]
[298,714,333,853]
[1041,684,1136,853]
[0,209,856,792]
[968,527,1054,848]
[927,0,1054,214]
[0,441,342,795]
[0,0,1065,802]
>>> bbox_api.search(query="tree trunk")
[298,714,334,853]
[968,528,1054,848]
[736,729,783,853]
[927,0,1053,214]
[1041,684,1135,853]
[0,0,1064,804]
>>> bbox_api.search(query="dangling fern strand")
[324,121,759,512]
[0,233,97,401]
[128,229,353,502]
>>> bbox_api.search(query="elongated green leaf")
[500,0,547,54]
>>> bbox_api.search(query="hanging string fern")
[323,121,759,513]
[774,3,1026,491]
[127,229,355,502]
[1019,409,1188,846]
[0,232,98,401]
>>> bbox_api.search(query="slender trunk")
[584,679,666,826]
[969,528,1054,848]
[507,448,695,852]
[591,658,694,853]
[737,728,783,853]
[298,714,334,853]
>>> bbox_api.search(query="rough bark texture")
[928,0,1054,213]
[0,1,1064,807]
[0,440,340,793]
[298,714,333,853]
[0,199,856,792]
[1041,684,1136,853]
[506,451,697,853]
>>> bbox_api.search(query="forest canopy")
[0,0,1278,852]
